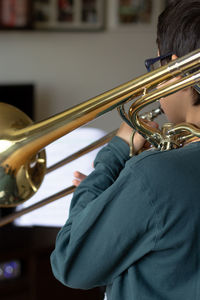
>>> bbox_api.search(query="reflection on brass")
[129,68,200,150]
[0,49,199,210]
[46,129,118,174]
[0,185,75,227]
[0,104,46,207]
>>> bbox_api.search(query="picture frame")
[0,0,32,29]
[33,0,105,31]
[105,0,166,32]
[104,0,165,33]
[118,0,153,25]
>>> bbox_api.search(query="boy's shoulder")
[127,141,200,177]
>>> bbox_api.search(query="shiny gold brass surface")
[46,129,118,174]
[0,185,75,227]
[0,130,117,226]
[0,49,200,207]
[129,69,200,150]
[0,103,46,206]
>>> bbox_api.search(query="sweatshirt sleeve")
[69,136,130,218]
[50,136,158,289]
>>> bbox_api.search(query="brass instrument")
[0,49,199,223]
[0,109,162,227]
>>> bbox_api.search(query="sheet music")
[15,127,106,227]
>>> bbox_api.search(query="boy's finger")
[73,171,87,181]
[72,179,81,187]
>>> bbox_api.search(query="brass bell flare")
[0,49,200,208]
[0,103,46,207]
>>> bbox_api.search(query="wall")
[0,0,163,132]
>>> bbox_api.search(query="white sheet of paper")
[15,127,106,227]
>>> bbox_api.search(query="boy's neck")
[186,105,200,128]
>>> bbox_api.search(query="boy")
[51,1,200,299]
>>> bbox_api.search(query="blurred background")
[0,0,165,130]
[0,1,167,299]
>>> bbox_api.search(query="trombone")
[0,49,200,227]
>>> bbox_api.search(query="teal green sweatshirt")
[50,136,200,300]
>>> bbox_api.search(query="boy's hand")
[72,121,159,187]
[73,171,87,187]
[116,121,159,153]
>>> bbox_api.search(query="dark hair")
[157,0,200,104]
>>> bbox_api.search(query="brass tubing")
[0,185,75,227]
[5,49,200,164]
[0,49,200,207]
[0,130,118,225]
[46,129,117,174]
[169,123,200,137]
[129,70,200,148]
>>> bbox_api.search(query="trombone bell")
[0,103,46,207]
[0,49,199,207]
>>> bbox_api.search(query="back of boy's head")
[157,0,200,104]
[157,0,200,57]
